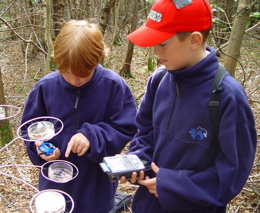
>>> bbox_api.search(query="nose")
[70,76,81,86]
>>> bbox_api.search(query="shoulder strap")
[157,68,167,86]
[208,64,226,148]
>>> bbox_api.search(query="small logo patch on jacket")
[190,126,207,140]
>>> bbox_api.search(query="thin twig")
[0,17,47,55]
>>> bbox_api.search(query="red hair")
[54,20,106,77]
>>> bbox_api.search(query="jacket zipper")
[166,76,180,131]
[74,89,80,131]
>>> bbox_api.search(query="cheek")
[167,50,180,63]
[62,75,71,83]
[169,47,186,61]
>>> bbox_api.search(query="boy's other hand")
[35,141,60,161]
[138,162,159,197]
[120,170,145,184]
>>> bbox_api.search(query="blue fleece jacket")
[21,64,137,213]
[128,46,257,213]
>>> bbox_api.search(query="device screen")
[107,156,134,172]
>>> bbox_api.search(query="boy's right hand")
[65,133,90,157]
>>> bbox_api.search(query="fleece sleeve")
[77,81,137,163]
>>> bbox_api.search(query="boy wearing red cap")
[122,0,257,212]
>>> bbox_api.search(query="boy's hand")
[35,141,60,161]
[120,170,145,184]
[65,133,90,157]
[138,162,159,197]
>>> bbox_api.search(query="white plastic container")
[35,191,65,213]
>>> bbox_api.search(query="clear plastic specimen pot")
[28,121,55,141]
[41,160,79,183]
[17,116,64,143]
[48,161,73,183]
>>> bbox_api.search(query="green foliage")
[247,12,260,28]
[148,58,156,71]
[146,0,156,3]
[0,124,13,146]
[16,85,24,94]
[122,73,135,78]
[50,59,57,71]
[129,81,137,86]
[248,51,260,57]
[250,12,260,19]
[3,16,13,21]
[211,4,226,28]
[30,0,40,4]
[113,38,122,46]
[211,4,225,13]
[211,4,233,33]
[138,18,146,25]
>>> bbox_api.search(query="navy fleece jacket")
[128,46,257,213]
[22,64,137,213]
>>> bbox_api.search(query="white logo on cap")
[173,0,193,9]
[148,9,162,22]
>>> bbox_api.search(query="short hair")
[53,20,106,77]
[176,29,211,44]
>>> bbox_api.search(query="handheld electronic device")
[38,142,56,156]
[99,155,151,181]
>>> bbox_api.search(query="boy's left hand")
[138,162,159,197]
[35,141,60,161]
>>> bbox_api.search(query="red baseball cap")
[127,0,212,47]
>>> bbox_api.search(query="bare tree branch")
[0,16,47,55]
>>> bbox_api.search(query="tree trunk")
[148,47,155,71]
[112,0,121,45]
[119,0,139,77]
[28,0,44,55]
[0,69,5,106]
[224,0,251,77]
[99,0,116,35]
[53,0,65,38]
[85,0,92,20]
[45,0,54,72]
[0,68,13,146]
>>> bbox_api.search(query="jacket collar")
[169,46,219,88]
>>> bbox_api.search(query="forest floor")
[0,28,259,212]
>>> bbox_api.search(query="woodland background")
[0,0,259,212]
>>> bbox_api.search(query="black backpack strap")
[157,68,167,87]
[208,65,226,148]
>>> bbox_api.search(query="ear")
[190,32,203,50]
